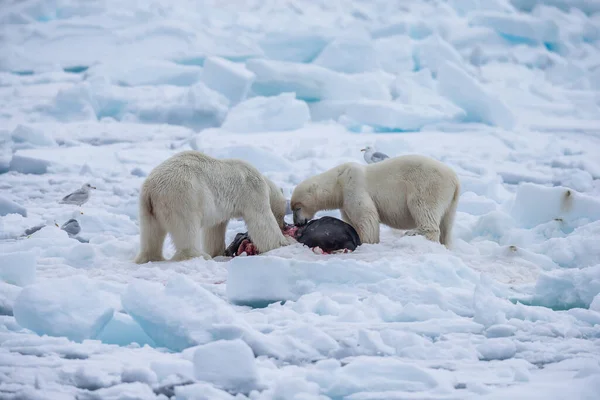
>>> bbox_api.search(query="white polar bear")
[290,154,460,247]
[134,150,291,264]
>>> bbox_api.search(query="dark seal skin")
[294,216,361,253]
[225,216,361,257]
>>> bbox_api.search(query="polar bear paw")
[171,248,212,262]
[404,229,422,237]
[134,252,165,264]
[403,228,440,243]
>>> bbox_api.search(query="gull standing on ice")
[60,218,81,237]
[59,183,96,212]
[361,146,390,164]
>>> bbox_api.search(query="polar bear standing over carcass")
[134,151,291,264]
[290,154,460,248]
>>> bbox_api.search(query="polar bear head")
[290,167,343,225]
[290,179,320,225]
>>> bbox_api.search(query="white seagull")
[361,146,390,164]
[59,183,96,207]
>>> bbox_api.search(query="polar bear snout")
[293,208,309,226]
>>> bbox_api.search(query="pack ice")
[1,0,600,399]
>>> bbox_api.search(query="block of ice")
[341,100,464,132]
[437,61,516,129]
[246,59,392,102]
[121,275,243,352]
[392,72,466,118]
[95,312,157,347]
[0,196,27,217]
[200,56,255,105]
[259,32,331,63]
[13,275,117,342]
[469,11,560,44]
[308,356,452,398]
[510,183,600,228]
[10,124,56,149]
[477,338,517,360]
[10,142,121,175]
[374,35,415,74]
[48,80,230,131]
[0,281,21,316]
[85,59,203,87]
[0,250,36,286]
[591,294,600,312]
[413,35,470,76]
[221,92,310,133]
[134,82,230,131]
[313,33,380,74]
[532,265,600,310]
[175,382,238,400]
[226,256,388,307]
[193,339,258,393]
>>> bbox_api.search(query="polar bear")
[290,154,460,247]
[134,150,291,264]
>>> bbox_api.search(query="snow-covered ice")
[192,339,259,393]
[1,0,600,399]
[221,92,310,133]
[200,56,255,106]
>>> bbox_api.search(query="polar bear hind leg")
[135,191,167,264]
[202,221,228,258]
[166,209,211,262]
[404,195,444,243]
[439,186,460,247]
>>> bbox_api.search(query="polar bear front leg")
[340,209,351,224]
[202,221,228,258]
[243,203,290,254]
[342,193,380,244]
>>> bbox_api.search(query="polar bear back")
[143,151,274,225]
[335,154,459,228]
[365,155,458,224]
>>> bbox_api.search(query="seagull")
[59,183,96,211]
[60,218,81,237]
[361,146,390,164]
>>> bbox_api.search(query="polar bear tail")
[439,183,460,248]
[141,188,154,218]
[134,186,167,264]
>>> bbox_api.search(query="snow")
[84,59,203,87]
[10,124,57,149]
[221,93,310,133]
[246,59,392,102]
[0,196,27,217]
[200,56,255,106]
[192,339,258,393]
[469,11,560,45]
[0,250,36,287]
[342,100,463,132]
[477,338,518,361]
[313,32,380,74]
[121,276,242,352]
[510,183,600,228]
[1,0,600,399]
[12,275,117,342]
[437,61,517,129]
